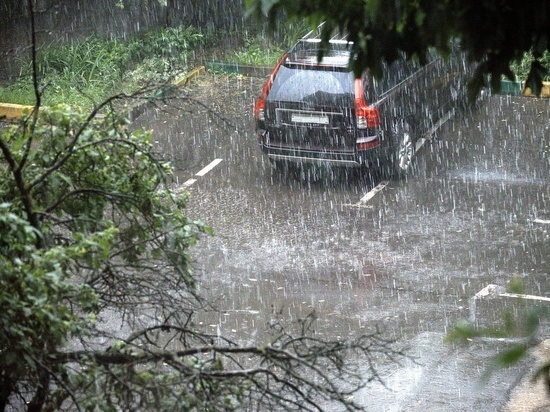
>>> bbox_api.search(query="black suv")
[253,30,471,178]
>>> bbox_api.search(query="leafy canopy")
[0,91,405,412]
[0,103,206,410]
[246,0,550,97]
[0,3,406,408]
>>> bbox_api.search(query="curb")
[497,79,550,98]
[173,65,205,88]
[0,102,35,122]
[0,66,206,123]
[205,61,272,78]
[469,284,550,330]
[523,81,550,98]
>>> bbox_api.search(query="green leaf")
[532,362,550,392]
[508,277,524,294]
[445,319,479,343]
[524,307,542,336]
[495,345,528,367]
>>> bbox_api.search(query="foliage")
[0,100,406,411]
[511,50,550,82]
[278,20,312,49]
[4,37,133,108]
[246,0,550,99]
[36,38,129,87]
[0,7,407,407]
[0,81,36,107]
[0,99,207,407]
[0,25,205,110]
[446,280,550,392]
[228,20,310,66]
[228,35,286,66]
[127,25,205,67]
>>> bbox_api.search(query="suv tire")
[390,119,415,179]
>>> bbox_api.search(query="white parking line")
[415,137,428,152]
[182,178,197,187]
[359,180,389,203]
[469,284,550,323]
[196,158,223,176]
[346,180,389,208]
[473,284,550,302]
[415,109,456,152]
[181,159,223,188]
[345,108,456,208]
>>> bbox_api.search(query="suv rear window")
[267,65,355,107]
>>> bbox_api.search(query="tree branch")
[0,137,43,248]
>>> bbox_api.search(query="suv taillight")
[254,98,265,121]
[254,54,287,121]
[355,78,380,129]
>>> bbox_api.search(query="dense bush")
[510,50,550,82]
[228,35,285,66]
[127,25,205,62]
[0,26,205,110]
[227,22,309,66]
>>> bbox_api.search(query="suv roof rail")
[301,22,349,42]
[288,38,351,57]
[301,22,324,40]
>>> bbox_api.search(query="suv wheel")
[391,120,415,179]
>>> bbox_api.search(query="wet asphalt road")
[133,73,550,411]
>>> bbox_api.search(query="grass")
[226,22,311,67]
[0,26,206,110]
[0,82,35,106]
[227,35,286,66]
[0,22,313,110]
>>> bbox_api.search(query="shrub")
[511,50,550,81]
[0,26,205,110]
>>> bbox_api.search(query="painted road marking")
[346,180,389,208]
[359,180,389,204]
[346,109,456,208]
[469,284,550,324]
[415,109,456,152]
[182,158,223,187]
[415,137,427,152]
[474,284,550,302]
[196,158,223,176]
[182,178,197,187]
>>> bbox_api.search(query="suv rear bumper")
[257,129,388,167]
